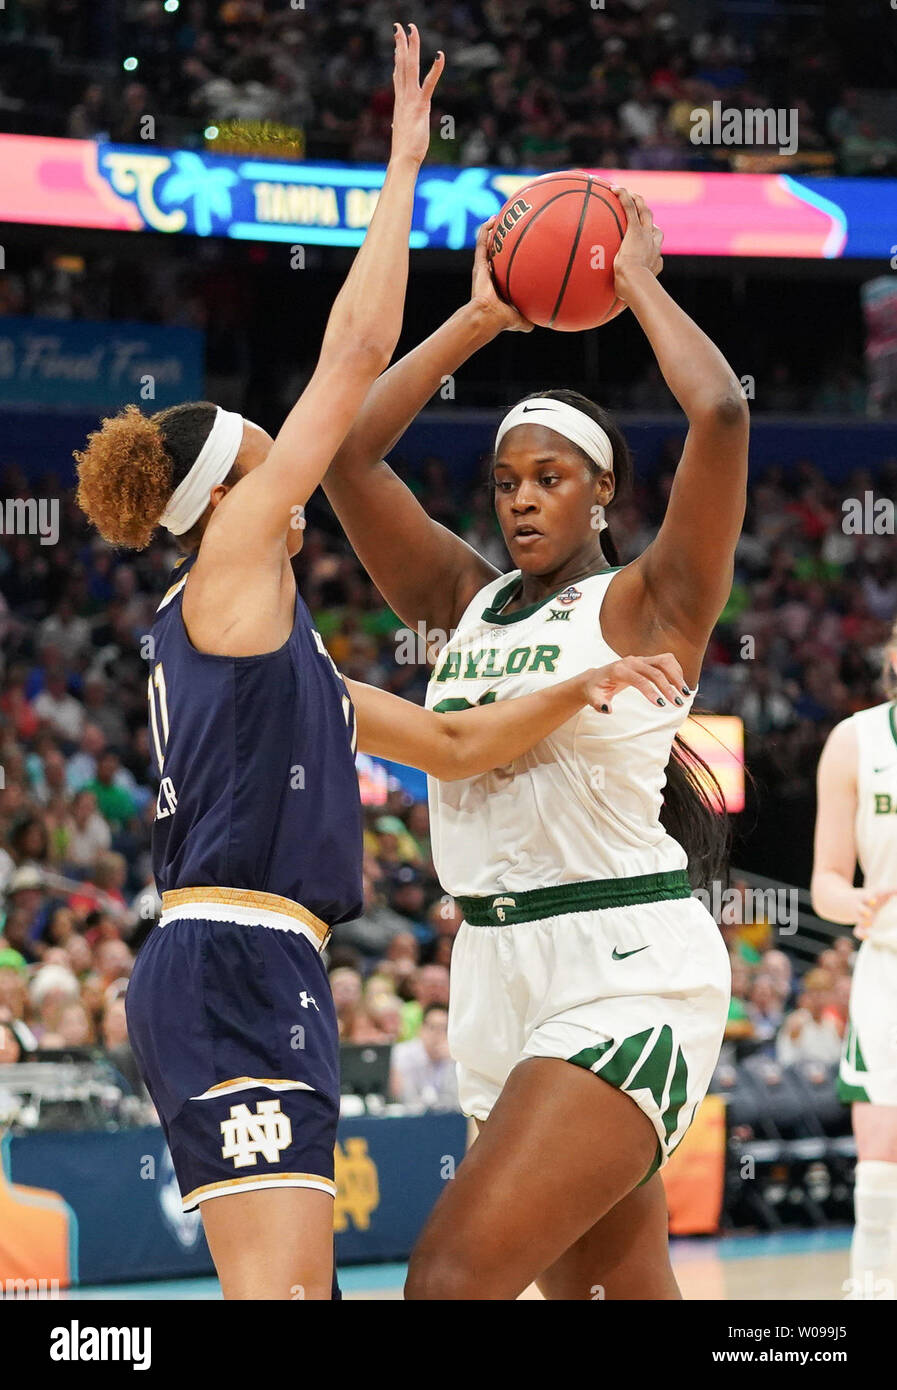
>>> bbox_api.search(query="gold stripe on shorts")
[191,1077,314,1099]
[182,1172,337,1206]
[161,886,329,944]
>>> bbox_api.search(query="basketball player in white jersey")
[812,621,897,1299]
[323,188,749,1299]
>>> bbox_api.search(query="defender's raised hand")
[390,22,445,166]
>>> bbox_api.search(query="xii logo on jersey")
[220,1099,292,1169]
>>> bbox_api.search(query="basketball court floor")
[52,1229,852,1301]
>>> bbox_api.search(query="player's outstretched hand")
[390,23,444,166]
[581,652,690,714]
[470,217,534,332]
[610,186,664,302]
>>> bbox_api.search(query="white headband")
[495,397,614,535]
[159,407,246,536]
[495,398,615,474]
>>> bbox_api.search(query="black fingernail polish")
[682,685,690,695]
[600,703,609,713]
[657,697,665,706]
[674,695,684,706]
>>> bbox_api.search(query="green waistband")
[456,870,692,926]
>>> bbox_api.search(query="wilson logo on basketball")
[490,198,533,256]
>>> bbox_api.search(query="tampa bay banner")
[0,134,893,257]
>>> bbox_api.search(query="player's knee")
[405,1246,479,1300]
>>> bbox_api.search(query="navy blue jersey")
[148,556,363,926]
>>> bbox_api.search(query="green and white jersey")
[848,700,897,949]
[425,566,698,897]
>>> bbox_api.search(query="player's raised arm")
[347,653,687,781]
[202,25,443,565]
[322,220,533,636]
[611,188,749,649]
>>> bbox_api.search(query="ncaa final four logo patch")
[556,585,583,606]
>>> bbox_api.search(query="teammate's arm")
[322,221,532,635]
[347,653,686,781]
[611,188,749,647]
[811,719,896,934]
[201,27,444,565]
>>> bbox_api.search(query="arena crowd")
[1,439,892,1109]
[1,0,894,176]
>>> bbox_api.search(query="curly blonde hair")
[74,401,219,551]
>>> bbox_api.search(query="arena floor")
[54,1229,852,1301]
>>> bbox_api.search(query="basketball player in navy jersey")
[74,29,681,1300]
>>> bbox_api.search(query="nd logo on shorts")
[220,1098,293,1169]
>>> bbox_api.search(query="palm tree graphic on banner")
[417,168,501,249]
[159,152,239,237]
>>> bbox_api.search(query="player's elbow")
[707,387,749,428]
[325,337,391,382]
[429,722,483,782]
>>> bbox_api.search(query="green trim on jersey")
[481,566,624,626]
[889,702,897,752]
[456,869,691,926]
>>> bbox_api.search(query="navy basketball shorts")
[125,888,340,1213]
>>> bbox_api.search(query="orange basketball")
[487,171,627,331]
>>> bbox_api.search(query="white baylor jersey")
[425,567,699,897]
[849,700,897,949]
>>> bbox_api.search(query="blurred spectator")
[29,962,81,1043]
[776,968,844,1066]
[746,974,784,1053]
[330,966,364,1042]
[0,1021,21,1065]
[390,1003,459,1111]
[101,994,146,1096]
[84,751,137,831]
[400,963,450,1041]
[330,864,409,961]
[62,790,113,869]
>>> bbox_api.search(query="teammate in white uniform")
[812,637,897,1300]
[324,188,749,1299]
